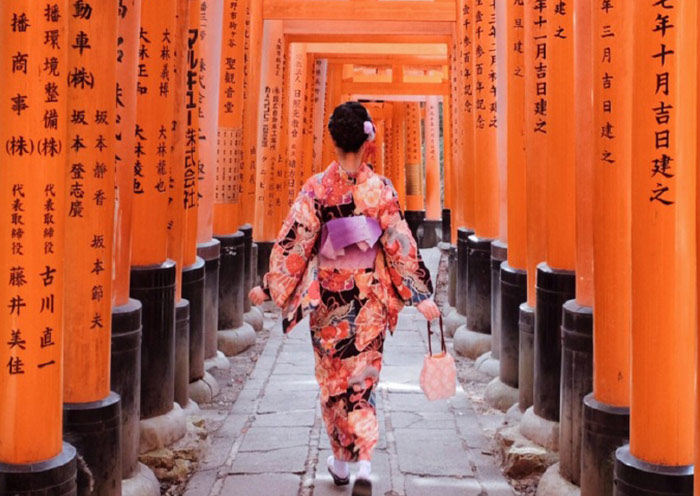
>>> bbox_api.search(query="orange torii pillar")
[404,101,425,244]
[557,0,594,486]
[442,96,453,243]
[581,2,631,494]
[167,0,195,412]
[0,3,78,493]
[517,0,548,414]
[392,102,407,209]
[286,43,308,207]
[451,0,476,336]
[321,64,342,169]
[311,59,329,176]
[455,0,500,362]
[522,0,577,448]
[62,3,122,493]
[614,2,696,493]
[241,0,264,301]
[113,0,155,487]
[300,53,316,184]
[490,0,526,411]
[383,114,394,184]
[211,0,256,359]
[254,20,286,277]
[129,0,187,451]
[373,119,386,176]
[180,0,218,405]
[422,96,442,248]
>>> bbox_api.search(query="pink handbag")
[419,315,457,401]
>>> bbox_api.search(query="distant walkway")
[184,249,514,496]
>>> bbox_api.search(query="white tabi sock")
[328,455,349,479]
[356,460,372,480]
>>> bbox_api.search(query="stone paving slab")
[184,248,515,496]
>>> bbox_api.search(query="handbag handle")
[426,314,446,356]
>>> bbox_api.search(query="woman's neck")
[337,153,363,174]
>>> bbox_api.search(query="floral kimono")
[262,161,432,462]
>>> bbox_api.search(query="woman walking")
[250,102,440,495]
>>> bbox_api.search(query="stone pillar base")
[257,241,274,280]
[218,323,256,356]
[122,463,160,496]
[404,210,426,245]
[500,263,527,390]
[581,394,629,496]
[441,208,452,243]
[244,306,264,332]
[0,443,77,496]
[64,392,122,495]
[475,351,500,378]
[453,324,491,359]
[520,406,559,452]
[614,445,692,496]
[518,304,535,412]
[174,299,190,409]
[444,307,466,338]
[204,350,230,371]
[139,403,187,454]
[188,371,220,404]
[536,463,581,496]
[484,377,519,413]
[197,239,221,365]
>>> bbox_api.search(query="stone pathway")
[184,249,515,496]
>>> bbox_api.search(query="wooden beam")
[341,81,449,96]
[305,42,448,56]
[264,0,456,22]
[286,34,451,45]
[313,54,448,65]
[283,20,453,37]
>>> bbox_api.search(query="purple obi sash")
[319,215,382,269]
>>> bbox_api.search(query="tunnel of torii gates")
[2,0,700,495]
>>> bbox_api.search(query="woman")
[250,102,440,496]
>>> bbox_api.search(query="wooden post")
[581,2,632,494]
[286,43,308,207]
[214,0,248,237]
[0,3,77,491]
[404,101,425,244]
[312,59,328,175]
[62,2,122,492]
[615,2,696,492]
[442,95,453,243]
[392,102,407,209]
[423,96,441,248]
[458,0,476,232]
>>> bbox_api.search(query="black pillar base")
[239,224,254,313]
[257,241,274,281]
[421,219,441,248]
[0,443,77,496]
[581,394,630,496]
[197,239,221,361]
[174,299,190,409]
[448,244,457,308]
[216,232,246,330]
[63,393,121,495]
[252,242,260,287]
[534,263,575,422]
[500,263,527,389]
[110,299,142,479]
[490,241,507,360]
[560,300,593,485]
[614,445,693,496]
[404,210,426,246]
[183,258,206,384]
[130,260,176,420]
[442,208,452,243]
[518,303,535,411]
[456,228,474,315]
[466,235,494,334]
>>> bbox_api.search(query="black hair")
[327,102,373,153]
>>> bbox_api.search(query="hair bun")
[328,102,372,153]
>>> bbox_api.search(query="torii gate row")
[2,2,700,496]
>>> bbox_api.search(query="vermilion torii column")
[442,95,453,243]
[615,2,696,493]
[130,0,187,452]
[392,102,407,210]
[383,114,394,183]
[455,0,500,362]
[0,3,78,493]
[557,0,594,486]
[517,0,548,415]
[522,0,576,451]
[486,0,525,412]
[255,20,287,277]
[286,43,308,207]
[212,0,255,359]
[581,2,631,495]
[403,101,425,243]
[422,96,441,248]
[112,2,161,490]
[312,59,329,176]
[62,2,122,493]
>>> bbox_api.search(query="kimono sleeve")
[262,177,321,309]
[377,181,433,306]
